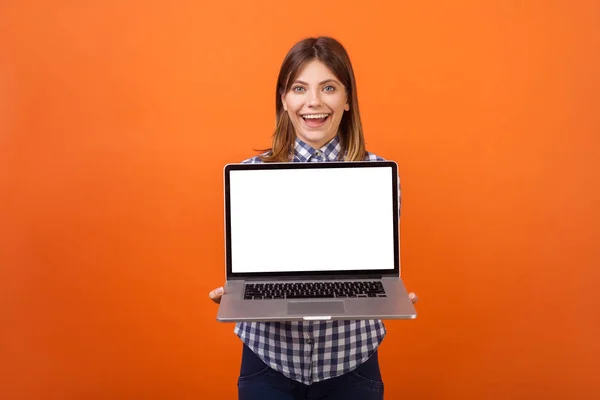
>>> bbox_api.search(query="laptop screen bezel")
[223,161,400,280]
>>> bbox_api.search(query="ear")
[344,103,350,111]
[281,95,288,111]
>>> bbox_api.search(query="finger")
[209,287,224,303]
[409,292,419,304]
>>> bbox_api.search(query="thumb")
[409,292,419,304]
[209,287,224,303]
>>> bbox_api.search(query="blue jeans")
[237,344,384,400]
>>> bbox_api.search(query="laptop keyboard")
[243,281,387,300]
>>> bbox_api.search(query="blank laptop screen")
[228,165,396,274]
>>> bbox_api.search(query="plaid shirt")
[233,136,397,385]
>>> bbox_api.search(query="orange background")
[1,1,599,399]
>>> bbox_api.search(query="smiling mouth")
[301,113,330,126]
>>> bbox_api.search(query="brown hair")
[259,36,367,162]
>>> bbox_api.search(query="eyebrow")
[293,79,341,85]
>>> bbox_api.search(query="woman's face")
[282,60,349,149]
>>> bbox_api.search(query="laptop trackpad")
[288,301,345,315]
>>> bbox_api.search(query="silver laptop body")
[216,161,417,322]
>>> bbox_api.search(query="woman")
[209,36,418,400]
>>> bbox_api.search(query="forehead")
[293,59,339,82]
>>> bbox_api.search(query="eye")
[323,85,335,92]
[292,86,306,92]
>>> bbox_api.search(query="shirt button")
[306,338,314,344]
[314,151,322,157]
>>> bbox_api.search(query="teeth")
[302,114,329,119]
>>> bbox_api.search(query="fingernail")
[217,287,224,295]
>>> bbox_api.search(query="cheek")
[283,94,299,111]
[286,100,302,114]
[287,109,300,121]
[286,109,301,126]
[328,96,347,112]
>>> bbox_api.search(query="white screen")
[229,166,396,273]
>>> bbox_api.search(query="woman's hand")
[409,292,419,304]
[208,286,224,304]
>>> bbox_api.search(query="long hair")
[260,36,367,162]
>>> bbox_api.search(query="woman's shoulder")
[241,155,264,164]
[241,151,270,164]
[364,151,386,161]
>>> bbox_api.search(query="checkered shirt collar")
[293,136,342,162]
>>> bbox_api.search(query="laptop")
[216,160,417,322]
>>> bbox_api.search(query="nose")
[307,89,322,107]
